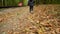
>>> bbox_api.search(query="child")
[28,0,35,13]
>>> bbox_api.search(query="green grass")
[0,0,60,7]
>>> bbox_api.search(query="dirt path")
[0,6,30,34]
[0,5,60,34]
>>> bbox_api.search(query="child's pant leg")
[31,6,33,11]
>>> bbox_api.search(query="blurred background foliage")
[0,0,60,7]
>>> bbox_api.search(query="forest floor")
[0,5,60,34]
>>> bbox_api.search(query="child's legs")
[30,6,33,12]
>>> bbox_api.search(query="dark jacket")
[28,0,35,6]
